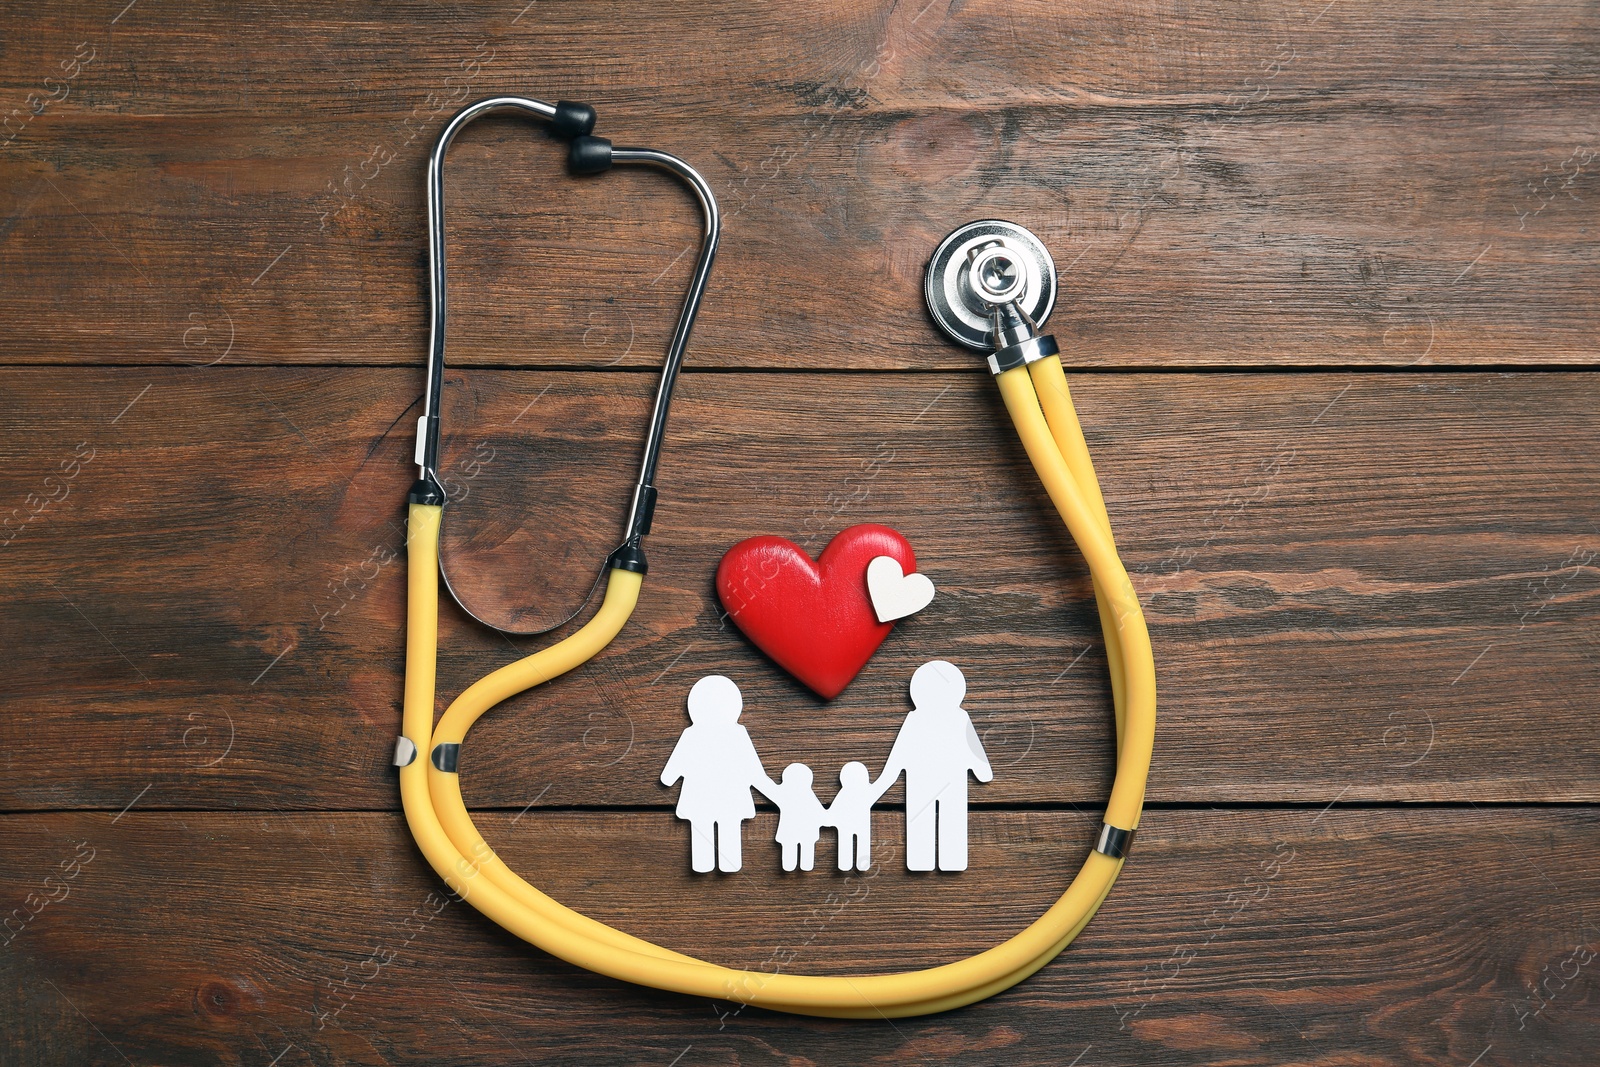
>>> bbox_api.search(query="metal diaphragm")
[924,220,1058,350]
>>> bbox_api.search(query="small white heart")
[867,556,936,623]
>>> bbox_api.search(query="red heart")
[715,524,918,700]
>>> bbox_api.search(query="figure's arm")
[866,774,896,804]
[748,745,780,801]
[876,729,915,796]
[965,721,994,783]
[660,739,686,788]
[753,773,780,803]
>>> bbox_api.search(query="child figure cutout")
[829,761,891,871]
[768,763,828,871]
[660,675,777,873]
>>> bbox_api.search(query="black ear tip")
[552,100,597,138]
[569,135,613,175]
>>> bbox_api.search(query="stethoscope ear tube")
[413,97,720,635]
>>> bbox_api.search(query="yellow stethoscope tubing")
[399,355,1155,1017]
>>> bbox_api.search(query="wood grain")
[2,368,1596,813]
[4,1,1598,1060]
[1,2,1596,368]
[1,809,1593,1066]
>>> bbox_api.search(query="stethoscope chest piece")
[925,219,1057,350]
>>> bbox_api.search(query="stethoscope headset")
[396,96,1155,1018]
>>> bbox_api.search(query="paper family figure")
[829,761,886,871]
[659,675,776,873]
[878,660,995,871]
[660,661,994,874]
[768,763,828,872]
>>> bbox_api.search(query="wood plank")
[3,0,1594,113]
[2,3,1597,368]
[0,809,1593,1065]
[2,368,1596,811]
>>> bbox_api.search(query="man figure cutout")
[874,660,993,871]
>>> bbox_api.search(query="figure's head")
[839,761,869,788]
[686,674,742,726]
[781,762,813,788]
[910,660,965,708]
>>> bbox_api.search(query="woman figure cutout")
[828,761,892,871]
[767,763,828,871]
[660,675,776,873]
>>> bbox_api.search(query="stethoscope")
[397,96,1156,1018]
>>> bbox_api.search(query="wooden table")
[2,2,1596,1064]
